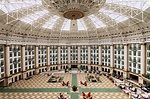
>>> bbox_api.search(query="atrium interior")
[0,0,150,99]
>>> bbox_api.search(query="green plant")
[131,84,134,88]
[143,74,150,79]
[72,85,77,91]
[72,85,77,88]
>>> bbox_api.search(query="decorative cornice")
[110,44,114,46]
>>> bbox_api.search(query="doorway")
[71,65,77,68]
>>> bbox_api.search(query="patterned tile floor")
[1,92,70,99]
[7,73,72,89]
[0,72,129,99]
[79,92,129,99]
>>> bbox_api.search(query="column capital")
[110,44,114,46]
[88,45,91,47]
[77,45,81,47]
[123,70,129,72]
[21,45,26,47]
[21,70,27,73]
[100,44,105,46]
[5,75,12,78]
[123,43,128,46]
[140,43,146,45]
[4,44,10,47]
[98,44,102,46]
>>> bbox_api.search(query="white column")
[88,45,91,65]
[124,44,128,71]
[110,45,114,68]
[46,46,50,65]
[57,46,61,65]
[98,45,102,65]
[68,46,71,67]
[141,43,146,75]
[4,45,10,77]
[78,46,81,64]
[4,45,10,86]
[57,46,61,70]
[124,44,129,78]
[78,46,81,68]
[21,45,25,72]
[98,45,102,71]
[110,44,114,73]
[21,45,26,79]
[46,46,50,71]
[35,46,39,74]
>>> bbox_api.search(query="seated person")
[119,84,125,89]
[141,84,150,92]
[80,81,83,85]
[66,81,69,86]
[82,92,92,99]
[132,94,140,99]
[62,81,65,86]
[58,93,64,99]
[82,92,86,96]
[89,97,92,99]
[87,92,91,97]
[84,81,87,86]
[131,87,137,92]
[83,97,86,99]
[58,97,66,99]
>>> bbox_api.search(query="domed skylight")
[0,0,150,34]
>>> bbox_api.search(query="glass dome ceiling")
[0,0,150,39]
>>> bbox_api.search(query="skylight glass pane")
[42,15,60,29]
[20,10,48,24]
[88,15,106,28]
[61,19,71,31]
[100,9,129,23]
[77,19,87,30]
[106,0,150,11]
[0,0,42,13]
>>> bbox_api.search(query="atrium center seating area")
[0,69,130,99]
[105,72,150,99]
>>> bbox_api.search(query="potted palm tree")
[72,85,77,91]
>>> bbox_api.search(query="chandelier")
[42,0,106,20]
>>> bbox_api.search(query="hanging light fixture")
[42,0,106,20]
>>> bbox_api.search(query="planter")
[72,85,77,92]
